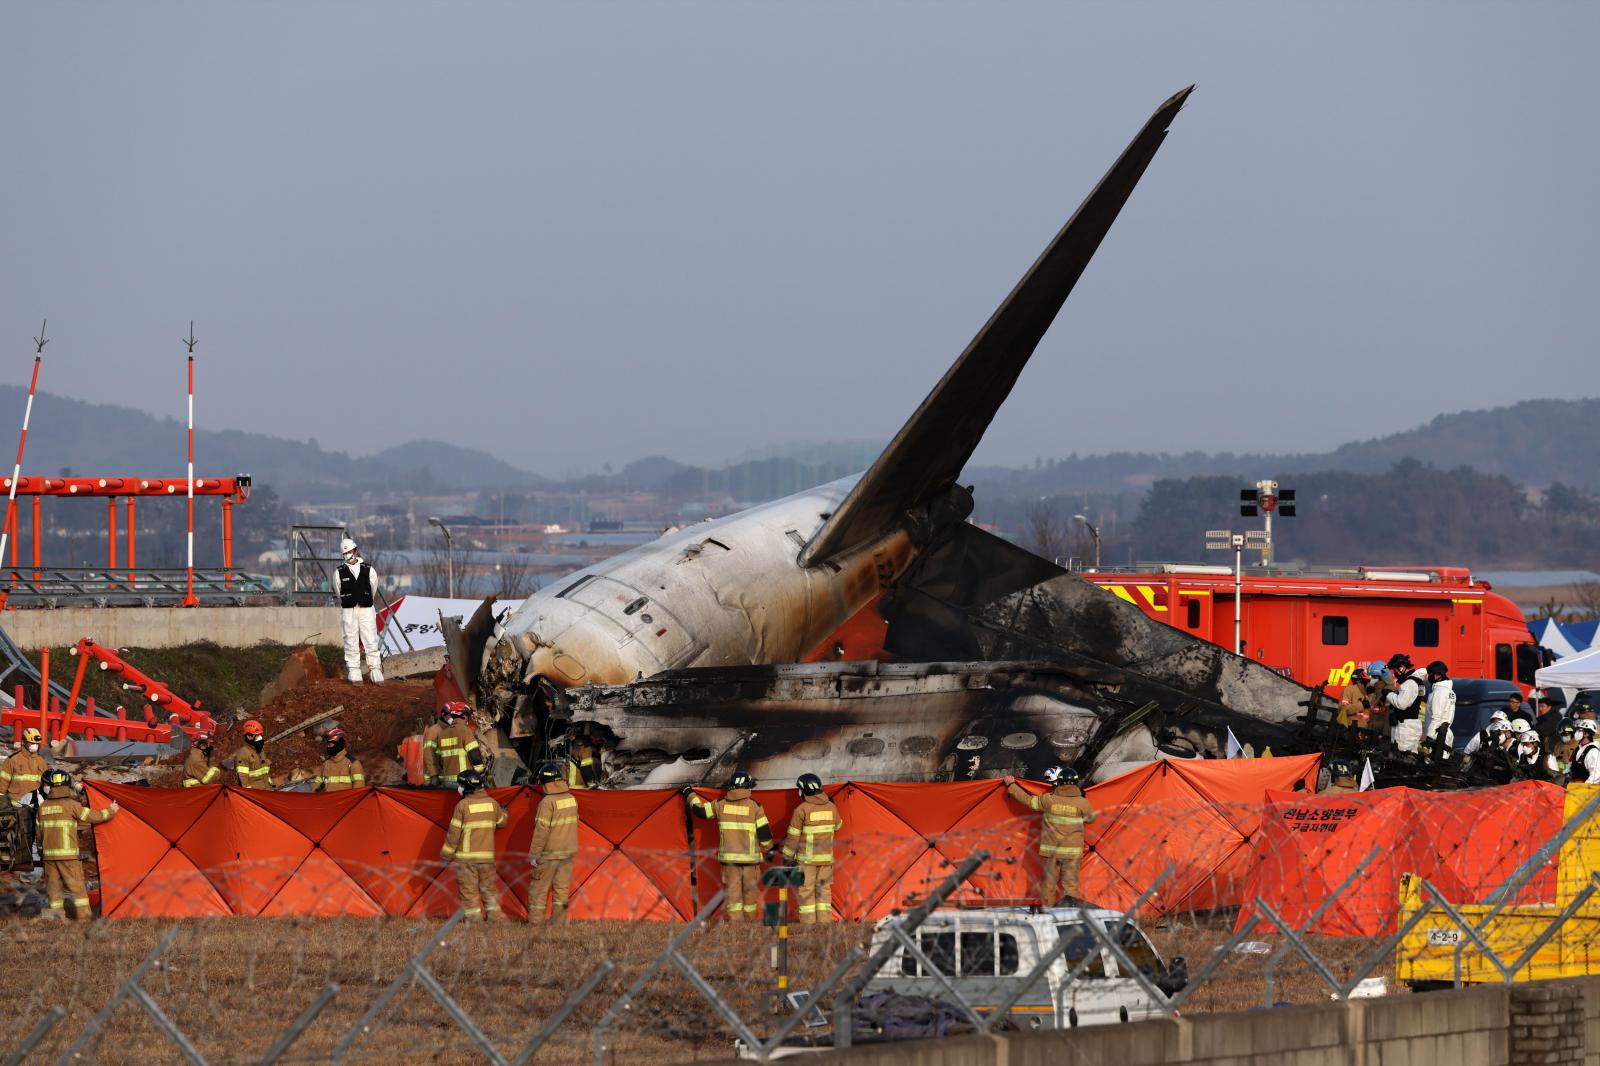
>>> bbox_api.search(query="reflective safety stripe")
[798,903,828,913]
[321,776,354,785]
[183,779,200,788]
[48,900,64,910]
[1040,845,1084,857]
[43,849,80,859]
[38,819,74,828]
[2,772,40,783]
[439,738,460,748]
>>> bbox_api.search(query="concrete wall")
[711,978,1600,1066]
[2,606,341,650]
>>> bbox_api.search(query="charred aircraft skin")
[469,87,1204,779]
[559,660,1146,789]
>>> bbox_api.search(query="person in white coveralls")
[336,537,384,684]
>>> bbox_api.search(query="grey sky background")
[1,3,1594,478]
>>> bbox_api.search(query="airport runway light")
[1073,514,1101,570]
[1206,529,1246,655]
[429,515,455,599]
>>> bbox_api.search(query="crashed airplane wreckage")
[442,85,1340,787]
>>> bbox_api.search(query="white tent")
[1536,645,1600,692]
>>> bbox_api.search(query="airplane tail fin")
[800,86,1193,567]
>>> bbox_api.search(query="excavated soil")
[146,672,435,787]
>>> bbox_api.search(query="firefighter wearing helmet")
[781,774,844,924]
[440,768,507,920]
[182,730,222,788]
[336,536,384,685]
[36,768,118,919]
[232,720,273,789]
[683,770,774,922]
[313,726,366,792]
[1,726,49,805]
[1005,765,1097,907]
[527,762,580,922]
[423,701,483,787]
[1321,757,1361,794]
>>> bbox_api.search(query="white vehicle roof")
[872,906,1133,931]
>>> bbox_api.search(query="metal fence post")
[256,983,340,1066]
[3,1007,63,1066]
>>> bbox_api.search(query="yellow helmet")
[21,727,42,745]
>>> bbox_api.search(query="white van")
[864,906,1185,1030]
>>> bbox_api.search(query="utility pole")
[1073,514,1101,570]
[429,515,455,598]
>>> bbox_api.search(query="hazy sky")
[2,3,1595,478]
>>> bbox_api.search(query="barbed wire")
[4,782,1599,1064]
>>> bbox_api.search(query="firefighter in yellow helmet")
[527,762,580,922]
[683,770,773,921]
[564,735,602,789]
[423,701,483,788]
[781,774,843,924]
[313,727,366,791]
[231,720,273,789]
[182,731,222,788]
[36,768,118,919]
[439,769,506,920]
[1005,765,1096,907]
[1,726,49,805]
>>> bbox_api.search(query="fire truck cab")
[1080,565,1541,695]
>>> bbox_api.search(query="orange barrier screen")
[86,758,1327,921]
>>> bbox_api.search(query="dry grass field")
[0,914,1399,1065]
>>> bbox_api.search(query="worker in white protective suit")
[1419,660,1457,755]
[1570,721,1600,786]
[336,537,384,685]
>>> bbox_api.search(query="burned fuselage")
[466,88,1226,784]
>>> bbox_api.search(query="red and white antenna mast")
[181,322,198,606]
[0,322,48,609]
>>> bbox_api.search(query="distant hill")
[968,397,1600,498]
[0,387,545,501]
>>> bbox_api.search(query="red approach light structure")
[0,637,220,747]
[65,638,218,735]
[0,473,251,600]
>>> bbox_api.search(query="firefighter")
[439,768,506,920]
[1385,655,1428,753]
[683,771,773,922]
[781,773,843,925]
[1005,766,1096,907]
[336,537,384,685]
[1,727,48,804]
[36,768,118,919]
[423,701,483,788]
[564,735,602,789]
[527,762,580,922]
[1570,721,1600,786]
[182,731,222,788]
[313,727,366,792]
[1553,723,1580,773]
[1337,666,1374,729]
[1,726,48,865]
[1321,757,1361,794]
[232,720,273,789]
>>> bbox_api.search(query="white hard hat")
[340,538,357,554]
[1577,720,1598,735]
[1510,719,1532,734]
[1489,710,1509,722]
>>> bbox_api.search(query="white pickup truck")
[863,906,1186,1030]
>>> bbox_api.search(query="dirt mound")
[150,675,434,787]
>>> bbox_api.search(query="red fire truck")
[1080,565,1541,694]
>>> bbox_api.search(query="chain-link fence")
[6,783,1600,1064]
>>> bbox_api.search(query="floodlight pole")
[1232,533,1243,655]
[429,516,454,599]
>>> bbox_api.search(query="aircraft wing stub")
[799,85,1194,568]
